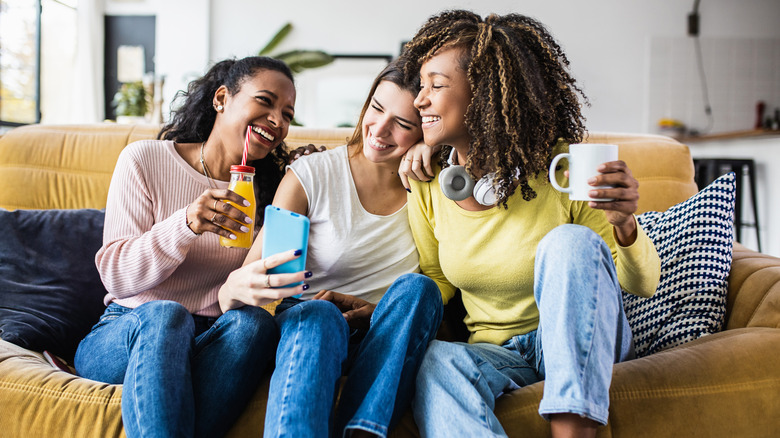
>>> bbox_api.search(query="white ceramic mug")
[548,143,618,201]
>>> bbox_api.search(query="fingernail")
[240,226,249,233]
[294,249,302,256]
[305,271,313,278]
[587,177,596,184]
[229,234,237,240]
[406,188,411,193]
[294,154,300,159]
[245,216,253,224]
[243,200,251,207]
[302,283,310,290]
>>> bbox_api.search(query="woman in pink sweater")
[74,56,309,438]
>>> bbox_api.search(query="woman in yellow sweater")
[398,10,660,438]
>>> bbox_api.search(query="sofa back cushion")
[0,124,355,211]
[0,208,107,362]
[0,124,160,210]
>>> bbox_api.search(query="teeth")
[251,126,274,142]
[369,134,391,149]
[422,116,441,123]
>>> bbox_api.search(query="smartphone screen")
[261,205,310,288]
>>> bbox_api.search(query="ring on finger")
[213,199,219,210]
[264,274,271,288]
[211,213,218,223]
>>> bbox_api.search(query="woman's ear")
[213,85,228,111]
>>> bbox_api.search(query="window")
[1,0,78,128]
[0,0,41,126]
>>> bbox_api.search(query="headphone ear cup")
[473,175,498,206]
[439,165,476,201]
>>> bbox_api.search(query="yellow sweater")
[407,163,660,346]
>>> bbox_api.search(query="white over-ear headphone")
[439,149,497,206]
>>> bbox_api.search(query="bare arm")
[243,169,309,266]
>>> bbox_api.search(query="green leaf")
[259,23,293,55]
[275,50,334,73]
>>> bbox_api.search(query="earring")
[216,105,223,111]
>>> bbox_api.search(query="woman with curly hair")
[75,56,308,438]
[398,10,660,437]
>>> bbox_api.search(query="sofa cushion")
[623,172,735,357]
[0,208,107,362]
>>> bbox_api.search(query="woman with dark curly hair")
[75,56,308,438]
[398,10,660,437]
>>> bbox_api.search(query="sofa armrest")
[725,243,780,330]
[0,340,123,437]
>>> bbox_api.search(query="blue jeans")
[412,224,635,437]
[74,300,279,438]
[264,273,443,438]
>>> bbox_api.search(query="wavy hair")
[158,56,294,220]
[400,10,588,206]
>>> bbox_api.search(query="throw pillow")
[623,172,735,357]
[0,209,107,362]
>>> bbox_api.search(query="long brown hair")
[400,10,588,206]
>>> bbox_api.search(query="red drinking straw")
[242,126,250,166]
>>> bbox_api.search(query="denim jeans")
[74,300,279,438]
[264,273,443,438]
[412,224,635,437]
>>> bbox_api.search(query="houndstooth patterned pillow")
[623,172,735,357]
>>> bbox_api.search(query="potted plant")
[113,81,148,124]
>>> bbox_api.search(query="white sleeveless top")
[288,145,419,303]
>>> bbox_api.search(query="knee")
[135,300,194,335]
[537,224,607,261]
[221,306,278,344]
[281,299,347,336]
[383,273,443,316]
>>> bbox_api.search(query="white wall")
[101,0,780,255]
[105,0,780,133]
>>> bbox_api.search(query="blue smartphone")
[261,205,310,289]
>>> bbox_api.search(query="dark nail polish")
[305,271,313,278]
[294,249,303,256]
[302,283,310,290]
[406,188,412,193]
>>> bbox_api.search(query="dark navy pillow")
[623,172,735,357]
[0,208,107,362]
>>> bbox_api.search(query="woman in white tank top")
[219,60,444,437]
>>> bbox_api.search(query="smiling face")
[361,80,422,163]
[415,46,473,153]
[215,68,296,161]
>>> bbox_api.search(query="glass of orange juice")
[219,165,256,248]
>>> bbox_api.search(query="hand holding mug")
[549,143,639,244]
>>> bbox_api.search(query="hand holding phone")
[261,205,310,290]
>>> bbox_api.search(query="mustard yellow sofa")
[1,123,779,437]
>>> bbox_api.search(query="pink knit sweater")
[96,140,252,317]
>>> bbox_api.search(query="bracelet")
[185,204,201,235]
[186,220,201,235]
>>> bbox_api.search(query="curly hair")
[158,56,294,221]
[399,10,588,206]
